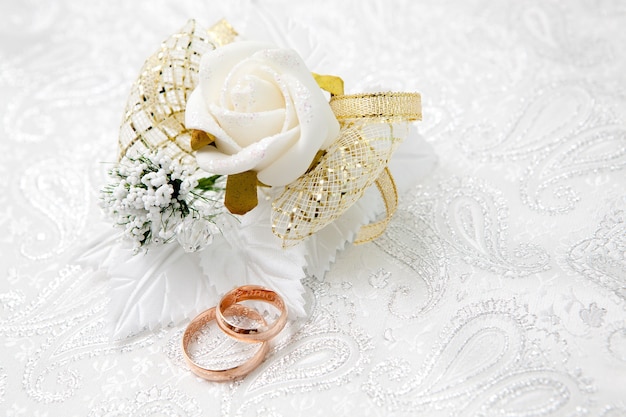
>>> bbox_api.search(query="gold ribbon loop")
[117,19,238,166]
[272,89,420,245]
[354,167,398,244]
[330,92,422,122]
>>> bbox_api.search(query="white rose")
[185,41,340,187]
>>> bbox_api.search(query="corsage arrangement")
[84,19,422,342]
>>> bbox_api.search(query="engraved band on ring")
[216,285,288,343]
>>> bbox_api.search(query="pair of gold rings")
[181,285,287,381]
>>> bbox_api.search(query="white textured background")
[1,0,625,416]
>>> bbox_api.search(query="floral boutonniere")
[90,19,422,339]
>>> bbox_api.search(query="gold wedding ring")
[182,285,287,381]
[182,305,269,381]
[216,285,288,343]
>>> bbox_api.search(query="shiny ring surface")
[182,305,269,381]
[216,285,288,343]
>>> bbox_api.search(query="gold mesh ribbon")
[353,166,398,244]
[330,92,422,122]
[117,19,237,165]
[272,92,422,246]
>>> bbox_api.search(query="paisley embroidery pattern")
[460,84,594,161]
[363,299,591,416]
[88,385,202,417]
[414,177,550,277]
[520,126,626,215]
[460,82,626,215]
[606,322,626,363]
[374,208,449,318]
[19,160,90,260]
[517,3,612,67]
[567,202,626,302]
[0,367,6,404]
[0,266,158,403]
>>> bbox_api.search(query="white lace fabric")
[1,1,625,416]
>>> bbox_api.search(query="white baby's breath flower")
[101,151,225,250]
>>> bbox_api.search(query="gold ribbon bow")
[272,76,421,246]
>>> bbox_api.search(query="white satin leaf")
[77,232,218,339]
[198,197,308,317]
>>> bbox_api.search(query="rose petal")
[198,41,275,107]
[196,145,259,175]
[253,49,340,186]
[210,105,285,148]
[227,58,297,133]
[283,90,298,132]
[185,88,241,154]
[229,74,284,113]
[196,127,300,176]
[255,65,299,132]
